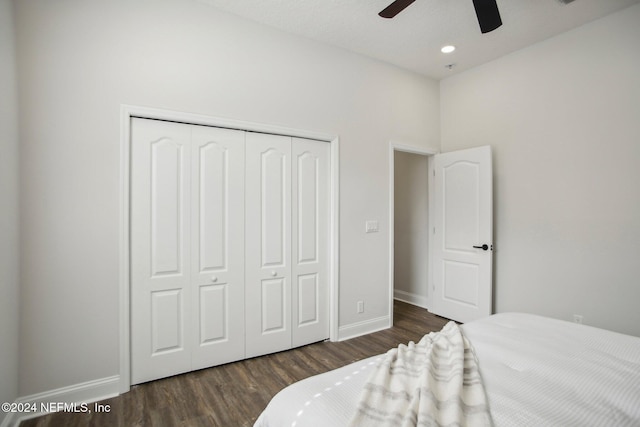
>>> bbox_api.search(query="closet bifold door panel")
[291,137,330,348]
[245,133,293,359]
[131,119,246,384]
[244,134,330,358]
[131,118,193,384]
[190,125,245,371]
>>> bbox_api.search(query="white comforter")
[254,313,640,427]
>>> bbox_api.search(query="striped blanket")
[349,321,492,427]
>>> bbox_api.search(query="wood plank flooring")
[21,300,450,427]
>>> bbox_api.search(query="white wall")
[0,0,20,422]
[441,4,640,336]
[15,0,440,396]
[394,151,429,306]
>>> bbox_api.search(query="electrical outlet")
[573,314,583,324]
[357,301,364,313]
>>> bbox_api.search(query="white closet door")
[245,133,292,358]
[190,125,245,370]
[291,138,330,347]
[131,118,192,384]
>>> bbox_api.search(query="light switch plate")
[365,220,379,233]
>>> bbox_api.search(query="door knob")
[473,244,489,251]
[271,271,277,277]
[211,276,218,282]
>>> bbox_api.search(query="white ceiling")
[195,0,639,79]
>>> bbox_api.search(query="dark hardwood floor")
[21,300,450,427]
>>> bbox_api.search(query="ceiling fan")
[379,0,502,34]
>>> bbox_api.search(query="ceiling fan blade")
[472,0,502,33]
[379,0,416,19]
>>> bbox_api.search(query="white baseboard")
[1,375,120,427]
[394,290,429,309]
[337,315,391,341]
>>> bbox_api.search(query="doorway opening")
[388,143,436,325]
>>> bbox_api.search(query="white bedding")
[254,313,640,427]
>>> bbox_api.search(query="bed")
[254,313,640,426]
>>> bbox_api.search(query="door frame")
[388,142,438,326]
[119,105,340,393]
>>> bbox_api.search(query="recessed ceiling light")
[441,45,456,54]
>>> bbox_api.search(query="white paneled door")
[131,118,329,384]
[244,134,330,357]
[189,125,246,371]
[291,138,330,348]
[131,120,246,383]
[245,133,293,358]
[131,119,193,384]
[431,146,493,323]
